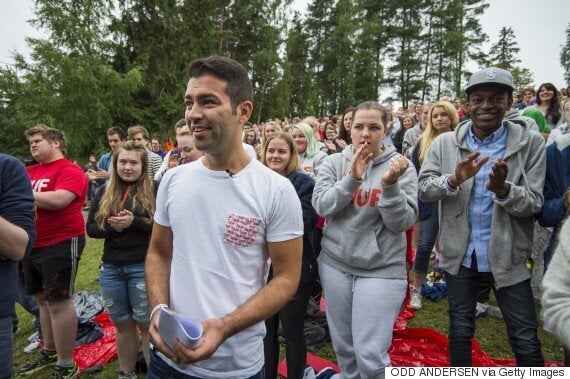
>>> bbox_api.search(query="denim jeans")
[445,265,544,366]
[413,203,439,275]
[0,315,14,379]
[99,263,150,324]
[543,232,558,273]
[148,349,265,379]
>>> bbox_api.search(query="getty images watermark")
[387,367,568,379]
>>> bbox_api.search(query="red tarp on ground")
[76,301,562,374]
[278,301,562,377]
[73,312,117,370]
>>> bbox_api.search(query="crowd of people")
[0,56,569,379]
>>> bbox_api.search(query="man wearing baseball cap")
[418,67,546,366]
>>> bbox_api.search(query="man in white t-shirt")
[146,55,303,378]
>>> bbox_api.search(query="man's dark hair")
[106,126,126,140]
[187,56,253,113]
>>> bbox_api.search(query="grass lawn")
[12,237,565,378]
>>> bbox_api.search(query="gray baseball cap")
[465,67,514,94]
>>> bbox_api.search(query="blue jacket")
[288,172,318,286]
[0,154,36,317]
[538,134,570,228]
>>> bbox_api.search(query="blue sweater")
[288,172,318,286]
[0,154,36,317]
[538,135,570,228]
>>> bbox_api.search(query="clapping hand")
[486,158,510,198]
[349,142,373,180]
[381,155,409,186]
[451,151,490,187]
[107,209,134,232]
[336,139,347,149]
[324,139,337,153]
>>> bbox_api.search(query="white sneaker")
[410,287,423,310]
[303,365,316,379]
[27,330,39,342]
[315,367,340,379]
[23,336,42,353]
[475,302,489,318]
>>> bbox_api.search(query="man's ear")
[237,101,253,124]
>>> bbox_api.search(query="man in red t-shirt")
[20,125,87,378]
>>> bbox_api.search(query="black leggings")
[264,281,314,379]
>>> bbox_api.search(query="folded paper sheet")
[158,308,203,350]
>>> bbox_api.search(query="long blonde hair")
[418,101,459,166]
[95,141,155,228]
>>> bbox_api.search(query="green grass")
[13,237,564,378]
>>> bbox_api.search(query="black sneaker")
[50,362,79,379]
[19,350,57,375]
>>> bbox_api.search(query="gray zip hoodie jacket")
[418,120,545,288]
[312,144,418,279]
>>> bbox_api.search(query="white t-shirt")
[154,157,303,378]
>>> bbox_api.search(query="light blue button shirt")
[98,152,112,172]
[462,123,508,272]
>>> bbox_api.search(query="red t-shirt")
[27,158,88,248]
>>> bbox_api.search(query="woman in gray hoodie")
[312,101,418,378]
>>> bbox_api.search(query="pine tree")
[511,67,534,94]
[384,0,427,107]
[304,0,336,115]
[109,0,193,139]
[448,0,489,97]
[283,12,314,117]
[353,0,392,105]
[489,27,521,70]
[560,23,570,85]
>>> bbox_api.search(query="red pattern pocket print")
[223,213,262,248]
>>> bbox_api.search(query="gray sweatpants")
[319,261,407,379]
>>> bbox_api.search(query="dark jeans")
[0,315,14,379]
[148,349,265,379]
[445,265,544,366]
[543,233,558,273]
[413,203,439,275]
[476,274,493,304]
[264,281,313,379]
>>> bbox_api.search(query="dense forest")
[1,0,569,160]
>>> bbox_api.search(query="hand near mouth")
[349,141,373,180]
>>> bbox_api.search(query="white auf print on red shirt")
[223,213,262,248]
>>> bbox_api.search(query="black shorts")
[23,237,85,301]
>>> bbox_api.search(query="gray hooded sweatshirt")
[418,120,545,288]
[312,144,418,279]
